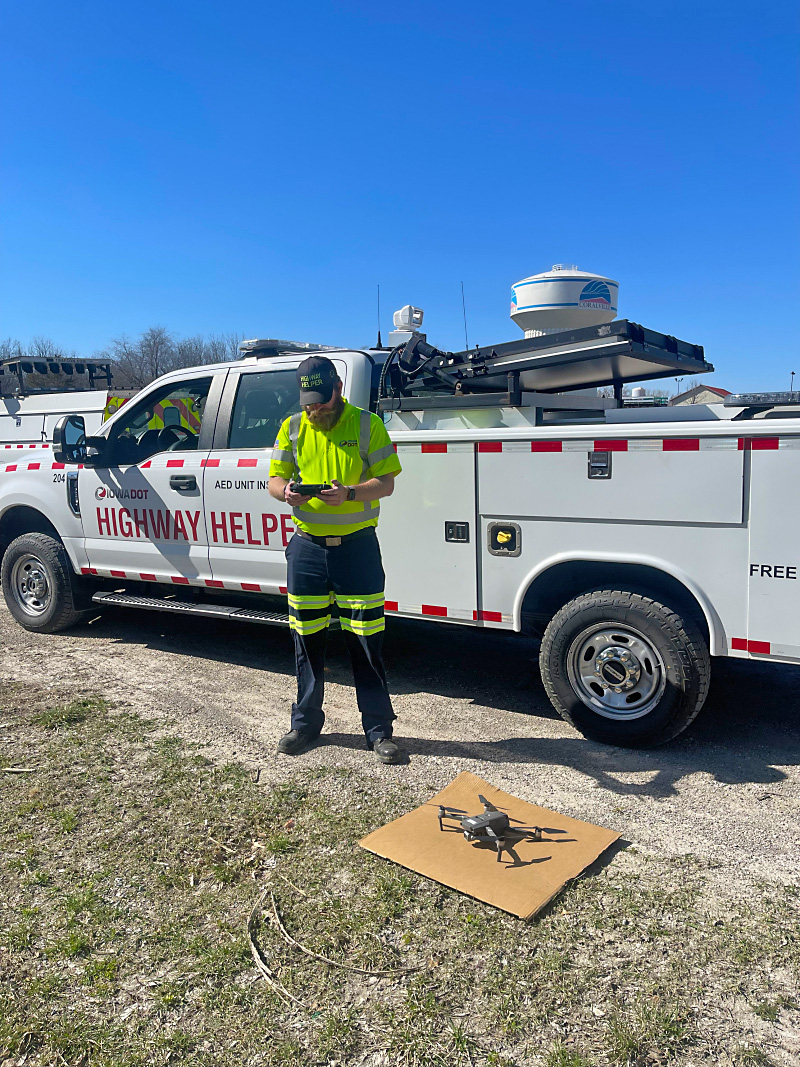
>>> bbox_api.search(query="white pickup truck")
[1,324,797,748]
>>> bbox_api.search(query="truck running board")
[91,591,292,627]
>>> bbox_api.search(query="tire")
[539,589,710,747]
[1,533,92,633]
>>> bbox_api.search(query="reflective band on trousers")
[287,591,334,635]
[287,590,385,636]
[335,591,385,636]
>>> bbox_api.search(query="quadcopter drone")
[437,794,543,862]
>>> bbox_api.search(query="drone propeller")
[477,794,499,813]
[509,825,543,841]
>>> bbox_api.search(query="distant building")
[671,384,732,406]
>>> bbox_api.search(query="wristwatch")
[346,486,357,501]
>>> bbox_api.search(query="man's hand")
[284,483,311,506]
[318,479,349,507]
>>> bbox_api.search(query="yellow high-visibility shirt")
[269,400,402,536]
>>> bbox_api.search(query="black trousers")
[285,528,396,744]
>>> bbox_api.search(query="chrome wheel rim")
[10,554,52,617]
[566,623,667,721]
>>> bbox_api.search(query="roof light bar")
[724,392,800,407]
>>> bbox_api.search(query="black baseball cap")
[297,356,339,405]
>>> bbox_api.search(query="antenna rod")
[461,281,469,351]
[376,284,382,348]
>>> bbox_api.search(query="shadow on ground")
[75,606,800,798]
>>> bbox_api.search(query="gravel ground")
[1,600,798,896]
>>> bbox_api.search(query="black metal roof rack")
[0,357,113,395]
[377,320,712,413]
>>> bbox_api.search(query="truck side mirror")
[53,415,87,464]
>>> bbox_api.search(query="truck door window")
[228,371,300,450]
[107,377,213,465]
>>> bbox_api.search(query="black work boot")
[277,729,319,756]
[372,737,402,765]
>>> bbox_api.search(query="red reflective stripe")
[384,600,398,612]
[421,604,447,617]
[171,576,190,585]
[392,443,398,452]
[27,463,40,470]
[51,462,65,469]
[6,464,16,472]
[662,438,699,451]
[421,443,447,453]
[241,582,261,591]
[205,579,224,588]
[751,438,779,451]
[110,569,126,578]
[279,585,288,594]
[139,573,157,582]
[140,460,152,468]
[42,443,50,448]
[201,458,220,467]
[477,441,503,453]
[731,638,771,655]
[80,567,92,575]
[531,440,562,452]
[238,457,258,467]
[479,609,503,622]
[593,439,628,452]
[89,567,98,575]
[166,459,184,467]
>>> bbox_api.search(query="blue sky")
[1,1,798,391]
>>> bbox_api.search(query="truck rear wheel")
[1,533,91,633]
[539,589,710,747]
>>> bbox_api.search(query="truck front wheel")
[1,533,91,633]
[539,589,710,747]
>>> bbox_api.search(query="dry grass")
[0,681,798,1066]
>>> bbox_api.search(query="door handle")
[170,474,197,491]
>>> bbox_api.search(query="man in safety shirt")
[268,356,404,764]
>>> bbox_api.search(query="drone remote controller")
[290,482,333,496]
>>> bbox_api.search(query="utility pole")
[791,371,795,393]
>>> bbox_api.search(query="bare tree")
[101,327,176,390]
[173,335,208,370]
[139,327,175,382]
[204,332,247,364]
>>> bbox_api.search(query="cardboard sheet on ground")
[359,772,620,919]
